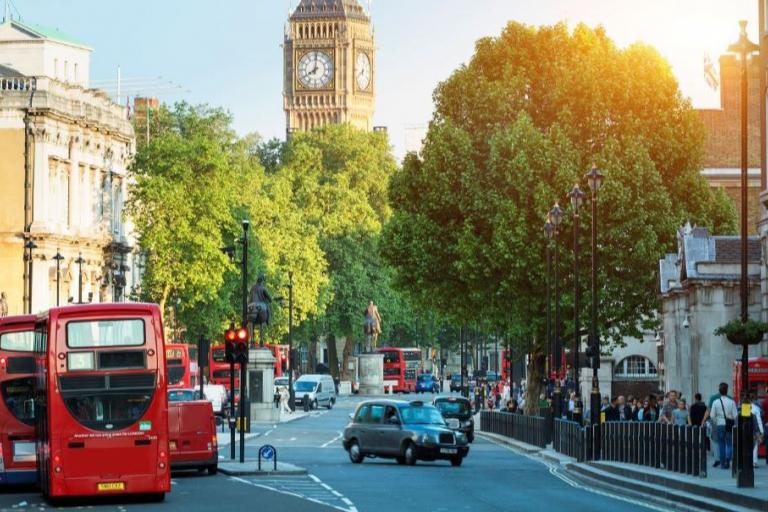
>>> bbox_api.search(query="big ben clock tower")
[284,0,375,133]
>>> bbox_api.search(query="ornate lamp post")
[728,19,758,489]
[75,253,85,304]
[585,164,604,426]
[287,271,295,410]
[543,216,555,396]
[53,250,64,306]
[23,239,37,314]
[549,202,564,419]
[568,184,586,424]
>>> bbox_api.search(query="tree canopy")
[382,22,737,401]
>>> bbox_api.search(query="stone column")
[358,353,384,395]
[248,347,279,424]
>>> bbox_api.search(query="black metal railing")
[553,418,585,461]
[480,410,550,448]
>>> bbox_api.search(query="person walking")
[750,392,764,469]
[690,393,708,426]
[279,386,292,415]
[709,382,737,469]
[617,396,632,422]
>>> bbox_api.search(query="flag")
[704,54,719,91]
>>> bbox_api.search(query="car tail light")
[212,435,217,447]
[0,442,4,470]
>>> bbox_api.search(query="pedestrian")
[0,292,7,317]
[690,393,707,426]
[502,399,519,414]
[494,387,502,409]
[640,395,659,422]
[659,390,679,424]
[605,397,620,422]
[635,398,649,421]
[279,386,292,415]
[750,392,764,469]
[709,382,737,469]
[617,395,632,422]
[672,398,690,426]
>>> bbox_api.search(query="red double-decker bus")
[266,344,288,378]
[34,303,170,501]
[0,315,37,485]
[208,344,239,389]
[378,347,422,393]
[166,343,192,389]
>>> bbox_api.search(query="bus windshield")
[67,319,145,348]
[381,351,399,364]
[0,331,34,352]
[63,391,153,431]
[212,349,226,363]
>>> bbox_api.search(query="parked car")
[343,399,469,466]
[416,373,440,394]
[167,390,218,475]
[293,374,336,410]
[433,396,474,443]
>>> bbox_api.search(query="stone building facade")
[283,0,375,133]
[658,224,765,401]
[0,17,138,315]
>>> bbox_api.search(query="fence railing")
[553,419,585,461]
[480,410,550,448]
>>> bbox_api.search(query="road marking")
[483,437,670,512]
[321,431,343,448]
[230,474,357,512]
[290,437,297,441]
[263,428,275,437]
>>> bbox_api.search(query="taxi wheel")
[349,440,364,464]
[312,399,318,410]
[402,442,417,466]
[450,456,463,467]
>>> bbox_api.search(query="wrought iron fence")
[553,418,585,461]
[480,410,550,448]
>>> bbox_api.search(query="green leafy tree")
[383,22,736,411]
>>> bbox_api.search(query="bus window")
[63,392,153,431]
[66,319,145,348]
[1,377,35,426]
[0,331,34,352]
[382,352,399,364]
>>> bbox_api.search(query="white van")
[293,374,336,410]
[202,383,227,415]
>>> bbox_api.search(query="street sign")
[258,444,277,471]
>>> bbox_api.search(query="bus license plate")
[440,448,457,455]
[97,482,125,491]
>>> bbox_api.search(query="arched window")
[615,356,657,379]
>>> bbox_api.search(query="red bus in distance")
[166,343,192,389]
[266,344,288,378]
[377,347,422,393]
[34,303,170,501]
[734,357,768,458]
[0,315,37,485]
[208,343,238,390]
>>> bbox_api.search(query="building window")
[615,356,657,379]
[54,58,59,79]
[74,63,78,83]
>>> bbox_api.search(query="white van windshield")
[294,381,317,392]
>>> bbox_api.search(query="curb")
[218,466,309,477]
[476,431,542,455]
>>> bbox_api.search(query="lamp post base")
[736,414,755,488]
[590,377,601,425]
[553,386,562,420]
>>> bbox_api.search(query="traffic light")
[224,327,236,364]
[235,326,249,364]
[585,343,600,369]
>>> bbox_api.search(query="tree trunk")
[308,335,318,374]
[524,342,545,416]
[327,333,339,379]
[341,330,355,380]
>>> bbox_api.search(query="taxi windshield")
[399,405,446,426]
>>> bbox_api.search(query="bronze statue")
[363,300,382,352]
[0,292,7,317]
[248,274,272,345]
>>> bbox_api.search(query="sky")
[3,0,763,158]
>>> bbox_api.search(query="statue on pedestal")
[248,274,272,346]
[363,300,382,352]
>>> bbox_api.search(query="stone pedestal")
[358,353,384,395]
[248,347,279,424]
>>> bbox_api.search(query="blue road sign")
[260,445,275,460]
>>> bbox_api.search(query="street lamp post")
[53,250,64,306]
[240,220,250,344]
[460,325,468,398]
[543,217,555,397]
[24,239,37,314]
[585,164,604,426]
[287,271,295,411]
[549,203,564,420]
[728,19,758,489]
[568,184,586,424]
[75,253,85,304]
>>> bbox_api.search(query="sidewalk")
[216,409,310,447]
[478,431,768,512]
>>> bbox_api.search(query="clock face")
[356,52,371,91]
[298,50,334,89]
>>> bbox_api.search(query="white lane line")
[230,476,350,512]
[321,431,343,448]
[263,428,275,437]
[290,437,297,441]
[485,438,669,512]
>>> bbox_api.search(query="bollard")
[303,394,310,412]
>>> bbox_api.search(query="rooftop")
[0,18,91,49]
[291,0,369,20]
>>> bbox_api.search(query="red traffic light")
[225,329,236,342]
[236,328,249,341]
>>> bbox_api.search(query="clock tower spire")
[284,0,375,134]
